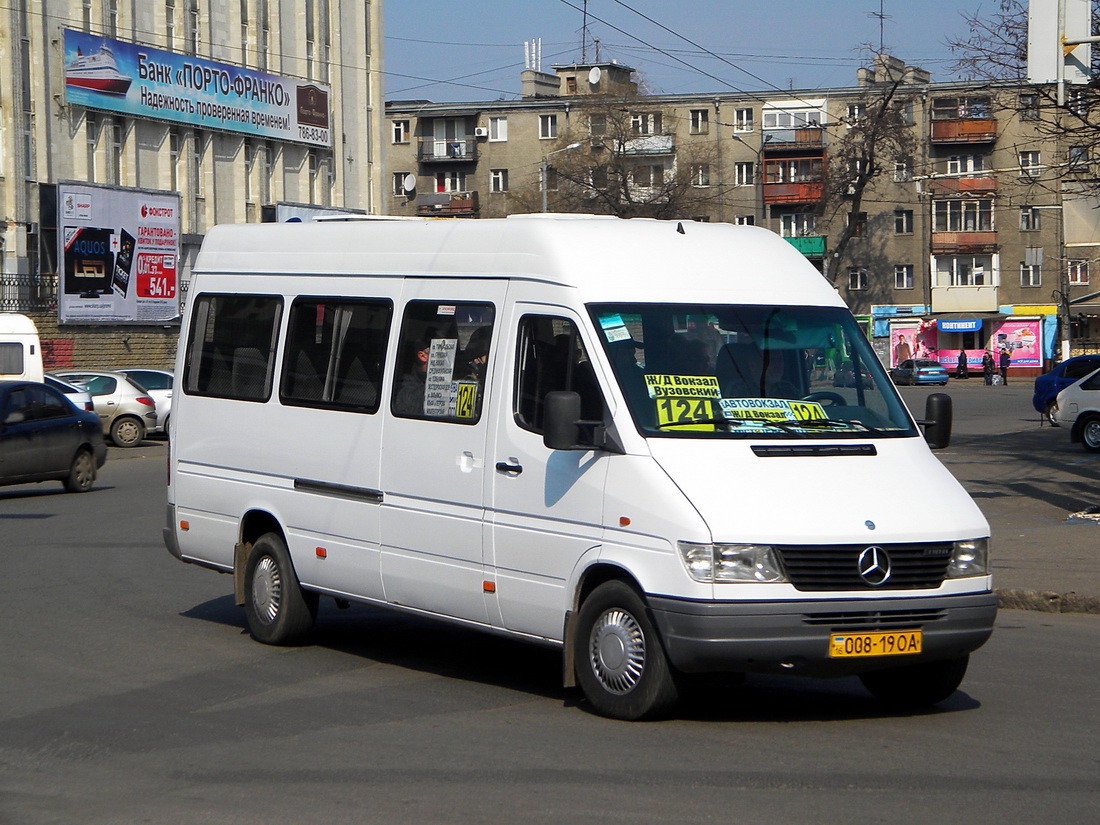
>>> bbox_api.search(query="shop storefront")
[887,314,1047,377]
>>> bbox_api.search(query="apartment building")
[386,56,1099,373]
[0,0,383,368]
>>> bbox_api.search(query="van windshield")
[587,304,917,439]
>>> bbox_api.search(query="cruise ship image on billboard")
[65,45,132,96]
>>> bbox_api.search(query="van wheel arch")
[573,562,643,612]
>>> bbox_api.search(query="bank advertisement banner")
[63,29,331,147]
[57,183,181,324]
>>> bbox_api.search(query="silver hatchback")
[53,370,158,447]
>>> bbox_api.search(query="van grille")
[802,608,947,629]
[776,543,952,591]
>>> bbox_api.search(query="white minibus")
[0,313,44,383]
[164,215,995,720]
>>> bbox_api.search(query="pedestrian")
[956,349,969,379]
[982,350,995,385]
[998,347,1011,385]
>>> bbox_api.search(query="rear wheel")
[62,449,96,493]
[109,415,145,447]
[243,532,318,644]
[1080,414,1100,452]
[573,580,679,720]
[859,654,969,708]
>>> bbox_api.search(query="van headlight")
[946,538,990,578]
[677,542,787,583]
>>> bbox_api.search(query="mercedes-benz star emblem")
[857,546,891,586]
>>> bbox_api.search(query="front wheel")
[573,581,679,720]
[1079,414,1100,453]
[243,532,318,645]
[63,449,96,493]
[109,415,145,447]
[859,654,969,709]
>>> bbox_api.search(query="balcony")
[618,134,675,155]
[931,285,999,313]
[416,191,479,217]
[763,181,823,204]
[930,119,997,143]
[931,231,998,254]
[784,235,826,257]
[762,127,826,151]
[417,138,479,163]
[927,176,997,196]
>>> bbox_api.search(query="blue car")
[1032,354,1100,416]
[889,359,949,386]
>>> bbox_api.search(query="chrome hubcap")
[116,420,140,444]
[74,454,93,487]
[590,608,646,694]
[252,555,282,624]
[1085,420,1100,448]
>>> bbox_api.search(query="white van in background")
[0,313,44,383]
[164,215,996,720]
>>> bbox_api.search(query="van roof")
[0,313,41,336]
[193,215,843,306]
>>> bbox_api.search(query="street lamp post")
[541,142,583,212]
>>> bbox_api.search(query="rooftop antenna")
[581,0,589,62]
[867,0,891,54]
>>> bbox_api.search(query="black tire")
[859,654,969,709]
[109,415,145,447]
[243,532,318,645]
[62,448,96,493]
[573,580,679,720]
[1079,414,1100,453]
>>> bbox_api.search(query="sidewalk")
[899,380,1100,614]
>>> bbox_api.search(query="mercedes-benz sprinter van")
[164,216,995,720]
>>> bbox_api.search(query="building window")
[893,158,912,182]
[689,109,709,134]
[1020,206,1041,231]
[779,213,815,237]
[946,154,985,175]
[107,118,123,185]
[733,108,754,132]
[490,168,509,193]
[488,116,507,141]
[1020,262,1042,287]
[565,76,577,95]
[894,209,913,235]
[169,128,181,191]
[186,0,199,55]
[318,0,331,82]
[539,114,558,139]
[894,264,914,290]
[240,0,249,62]
[630,112,662,135]
[191,131,204,198]
[848,267,868,291]
[261,141,273,203]
[897,100,915,126]
[83,0,93,31]
[631,164,664,188]
[847,211,868,237]
[435,170,466,193]
[763,109,822,129]
[588,166,607,190]
[734,215,755,226]
[244,141,254,202]
[734,161,755,186]
[393,171,410,196]
[105,0,119,37]
[308,151,319,203]
[391,120,409,144]
[1069,260,1090,285]
[933,200,993,232]
[935,254,994,286]
[846,102,866,123]
[86,112,100,182]
[931,96,991,120]
[1019,151,1041,175]
[165,0,175,47]
[691,164,710,187]
[589,112,606,136]
[258,0,269,71]
[1069,145,1090,171]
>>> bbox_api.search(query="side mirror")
[922,392,952,449]
[543,391,582,451]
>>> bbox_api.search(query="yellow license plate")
[829,630,922,658]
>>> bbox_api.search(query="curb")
[996,588,1100,615]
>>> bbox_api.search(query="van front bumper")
[648,591,997,677]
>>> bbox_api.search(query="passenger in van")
[392,336,433,416]
[459,326,492,381]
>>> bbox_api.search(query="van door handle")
[495,461,523,475]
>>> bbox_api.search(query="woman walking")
[982,351,995,385]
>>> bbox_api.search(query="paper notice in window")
[424,338,458,416]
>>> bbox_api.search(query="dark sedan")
[0,380,107,493]
[1032,354,1100,418]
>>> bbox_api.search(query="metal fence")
[0,274,58,313]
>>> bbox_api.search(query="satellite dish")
[588,66,602,87]
[402,174,416,193]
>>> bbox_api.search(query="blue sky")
[382,0,991,102]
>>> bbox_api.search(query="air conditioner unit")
[473,127,489,138]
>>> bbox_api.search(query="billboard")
[63,29,331,147]
[57,182,181,325]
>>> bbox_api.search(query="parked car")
[53,370,158,447]
[1050,367,1100,452]
[831,360,875,388]
[44,373,95,413]
[1031,354,1100,419]
[0,380,107,492]
[890,359,949,386]
[119,368,174,435]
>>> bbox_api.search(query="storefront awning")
[927,312,1006,328]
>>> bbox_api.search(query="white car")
[119,368,174,435]
[44,374,95,414]
[1050,366,1100,452]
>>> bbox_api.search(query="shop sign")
[938,318,983,332]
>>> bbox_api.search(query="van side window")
[0,343,24,375]
[391,301,495,423]
[280,298,393,413]
[183,294,283,401]
[514,315,604,433]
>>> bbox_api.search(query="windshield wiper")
[801,417,887,436]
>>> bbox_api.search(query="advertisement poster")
[889,320,939,366]
[992,319,1041,367]
[57,182,181,324]
[63,29,330,148]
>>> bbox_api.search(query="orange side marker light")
[483,581,496,593]
[316,547,327,559]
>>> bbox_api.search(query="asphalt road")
[0,433,1098,824]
